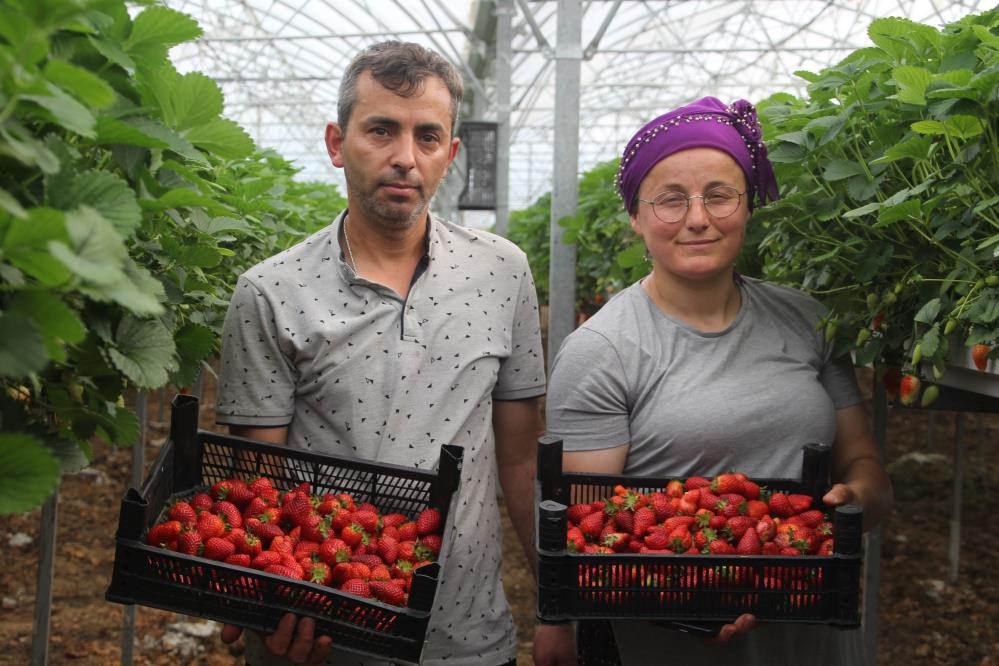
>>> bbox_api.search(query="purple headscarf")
[615,96,779,213]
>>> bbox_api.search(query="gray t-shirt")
[546,277,864,666]
[217,212,545,666]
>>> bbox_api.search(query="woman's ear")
[629,211,643,237]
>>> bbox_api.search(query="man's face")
[325,72,460,232]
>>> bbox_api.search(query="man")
[215,42,575,665]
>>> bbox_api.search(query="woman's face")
[630,147,749,283]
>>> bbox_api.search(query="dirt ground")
[1,370,997,665]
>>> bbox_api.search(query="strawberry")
[711,473,745,496]
[664,480,684,498]
[737,526,762,555]
[755,515,776,542]
[590,500,606,512]
[306,562,333,585]
[293,540,321,561]
[243,496,271,520]
[724,516,754,541]
[203,536,236,561]
[767,492,794,518]
[415,508,441,536]
[269,535,294,556]
[147,521,182,547]
[168,502,198,527]
[211,480,253,508]
[352,510,380,534]
[369,564,392,581]
[197,512,227,540]
[246,518,283,545]
[234,532,263,557]
[335,493,356,512]
[370,580,405,605]
[745,500,769,520]
[397,521,418,542]
[708,539,736,555]
[603,532,631,552]
[716,499,744,519]
[899,373,920,406]
[631,507,656,537]
[684,476,710,491]
[818,538,834,556]
[566,527,586,553]
[251,551,282,570]
[377,536,400,564]
[381,513,408,529]
[330,508,353,532]
[797,509,825,528]
[341,524,368,549]
[265,564,303,580]
[761,542,780,555]
[419,534,442,556]
[213,501,243,529]
[319,538,352,565]
[247,476,274,497]
[612,509,635,533]
[349,562,372,580]
[578,511,606,539]
[663,515,696,532]
[694,509,713,528]
[283,495,316,528]
[650,494,674,521]
[225,553,252,567]
[316,495,338,516]
[566,503,593,524]
[788,494,813,513]
[697,489,722,512]
[177,529,202,555]
[666,526,692,553]
[971,343,992,372]
[741,480,761,500]
[190,492,214,512]
[694,528,717,551]
[332,562,355,584]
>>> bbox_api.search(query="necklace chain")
[343,218,357,272]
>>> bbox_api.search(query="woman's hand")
[222,614,333,664]
[708,613,755,644]
[534,622,577,666]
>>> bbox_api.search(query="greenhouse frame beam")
[582,0,622,59]
[515,45,863,54]
[200,28,467,42]
[495,0,515,237]
[516,0,554,56]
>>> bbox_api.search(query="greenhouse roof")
[166,0,989,215]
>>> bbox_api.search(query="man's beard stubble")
[344,165,434,232]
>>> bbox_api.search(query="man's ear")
[447,136,460,165]
[325,123,346,168]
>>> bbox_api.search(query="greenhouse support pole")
[494,0,514,237]
[865,377,887,665]
[547,0,581,373]
[31,491,57,666]
[121,392,148,665]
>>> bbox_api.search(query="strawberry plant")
[0,0,345,514]
[752,8,999,399]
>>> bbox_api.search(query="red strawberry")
[316,495,338,516]
[694,528,717,551]
[331,508,353,532]
[697,489,722,512]
[190,492,214,512]
[234,532,262,557]
[246,518,283,545]
[788,494,813,514]
[797,509,825,528]
[377,536,400,564]
[666,526,692,553]
[899,374,920,406]
[203,536,236,561]
[225,553,252,567]
[780,547,804,556]
[283,495,316,527]
[251,551,282,570]
[737,526,762,555]
[341,578,372,597]
[711,474,745,496]
[708,539,736,554]
[294,540,321,561]
[650,494,674,521]
[603,532,631,552]
[663,515,696,532]
[319,538,352,565]
[415,508,441,536]
[168,502,198,527]
[613,510,635,533]
[147,521,182,547]
[335,493,356,512]
[971,343,991,372]
[768,493,794,518]
[269,535,295,556]
[247,476,274,496]
[566,527,586,553]
[211,480,253,508]
[755,515,776,542]
[762,542,780,555]
[724,516,754,541]
[197,512,226,540]
[419,534,442,556]
[744,500,769,520]
[678,490,700,515]
[177,529,202,555]
[664,480,684,498]
[306,562,332,585]
[352,510,380,533]
[369,564,392,582]
[818,538,834,556]
[397,521,418,542]
[213,501,243,529]
[684,476,711,491]
[578,511,606,539]
[741,480,761,500]
[631,507,656,537]
[369,580,405,605]
[381,513,408,529]
[265,564,303,579]
[341,524,368,549]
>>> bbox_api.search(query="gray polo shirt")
[216,211,545,666]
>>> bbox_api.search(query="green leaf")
[171,72,224,130]
[891,65,932,105]
[914,297,942,325]
[80,259,165,315]
[109,404,140,446]
[93,116,170,149]
[0,122,61,173]
[911,119,947,135]
[871,135,933,164]
[0,187,28,219]
[196,216,251,235]
[184,118,255,160]
[124,6,201,66]
[108,315,177,388]
[50,169,142,236]
[22,83,96,138]
[120,117,207,164]
[0,434,60,515]
[920,326,940,357]
[0,313,49,377]
[822,160,866,182]
[142,188,221,213]
[172,322,216,387]
[47,206,127,285]
[842,202,882,219]
[45,439,90,475]
[876,199,921,226]
[6,292,86,363]
[944,115,984,140]
[616,242,647,268]
[767,142,807,163]
[88,35,136,74]
[2,208,72,285]
[847,174,878,201]
[43,59,115,109]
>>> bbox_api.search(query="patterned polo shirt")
[216,211,546,666]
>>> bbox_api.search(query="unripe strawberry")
[898,374,920,406]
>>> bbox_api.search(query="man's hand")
[708,613,755,644]
[222,614,333,664]
[822,482,857,508]
[533,623,577,666]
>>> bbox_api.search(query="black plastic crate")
[535,436,863,630]
[106,395,463,665]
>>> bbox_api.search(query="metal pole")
[547,0,581,373]
[864,376,888,666]
[31,491,58,666]
[121,392,148,665]
[494,0,514,237]
[949,413,965,584]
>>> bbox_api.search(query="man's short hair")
[338,41,464,135]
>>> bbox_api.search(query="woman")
[545,97,893,665]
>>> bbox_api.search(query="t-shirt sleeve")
[493,255,546,400]
[546,328,631,450]
[215,275,298,426]
[821,353,864,410]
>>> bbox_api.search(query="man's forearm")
[498,457,538,577]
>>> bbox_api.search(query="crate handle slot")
[538,500,567,554]
[537,436,565,503]
[407,562,440,614]
[800,442,831,500]
[170,394,202,493]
